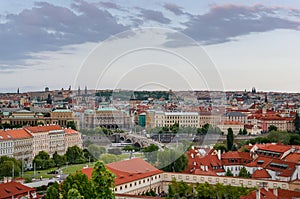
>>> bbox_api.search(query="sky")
[0,0,300,93]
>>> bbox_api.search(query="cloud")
[138,8,171,24]
[0,1,127,65]
[98,2,120,10]
[182,4,300,44]
[163,3,184,15]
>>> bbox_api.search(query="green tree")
[242,128,248,135]
[91,161,115,199]
[52,151,66,167]
[238,129,243,135]
[227,128,234,151]
[225,168,234,176]
[66,146,86,164]
[107,148,122,155]
[158,150,188,172]
[67,188,82,199]
[143,144,159,164]
[267,131,290,144]
[66,121,77,130]
[45,182,60,199]
[214,143,228,153]
[289,134,300,145]
[168,179,193,198]
[195,182,215,199]
[87,144,106,159]
[99,154,118,164]
[268,125,278,132]
[295,113,300,133]
[61,172,94,199]
[238,167,251,178]
[33,151,55,170]
[0,156,21,178]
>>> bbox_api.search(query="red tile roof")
[64,128,80,135]
[0,182,40,199]
[252,169,271,179]
[284,153,300,163]
[240,188,277,199]
[0,129,33,140]
[255,143,291,153]
[82,158,163,186]
[24,125,62,133]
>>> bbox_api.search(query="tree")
[61,172,94,199]
[45,182,60,199]
[92,161,115,199]
[0,156,21,178]
[66,121,77,130]
[107,148,122,155]
[214,144,228,153]
[295,113,300,133]
[99,154,118,164]
[143,144,159,164]
[227,128,234,151]
[87,144,106,159]
[52,151,66,167]
[158,150,188,172]
[268,125,278,132]
[238,167,251,178]
[168,179,193,198]
[66,146,86,164]
[225,168,233,176]
[238,129,243,135]
[242,128,248,135]
[67,188,82,199]
[33,151,55,170]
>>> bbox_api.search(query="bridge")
[119,133,165,149]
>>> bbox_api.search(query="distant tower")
[17,88,19,94]
[68,85,71,91]
[252,87,256,94]
[78,86,81,95]
[264,93,268,103]
[45,87,49,92]
[85,86,88,95]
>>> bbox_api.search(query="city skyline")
[0,1,300,92]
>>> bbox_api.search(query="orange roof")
[64,128,80,135]
[240,188,276,199]
[82,158,163,186]
[221,121,244,125]
[24,125,62,133]
[252,169,271,179]
[284,153,300,163]
[256,143,291,153]
[0,182,39,199]
[0,128,32,140]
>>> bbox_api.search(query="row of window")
[115,175,161,192]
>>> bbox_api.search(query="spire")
[17,88,19,94]
[78,86,81,95]
[85,86,88,95]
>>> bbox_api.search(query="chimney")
[256,188,261,199]
[273,188,278,197]
[217,150,221,160]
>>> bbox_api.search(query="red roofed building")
[240,187,300,199]
[0,129,33,168]
[221,151,252,176]
[24,125,65,157]
[0,181,41,199]
[250,143,293,160]
[251,169,271,180]
[64,128,83,151]
[82,158,163,195]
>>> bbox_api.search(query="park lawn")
[62,162,95,175]
[24,167,57,179]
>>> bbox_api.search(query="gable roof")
[0,182,37,199]
[82,158,163,186]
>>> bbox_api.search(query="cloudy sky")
[0,0,300,92]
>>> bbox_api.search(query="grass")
[23,152,145,180]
